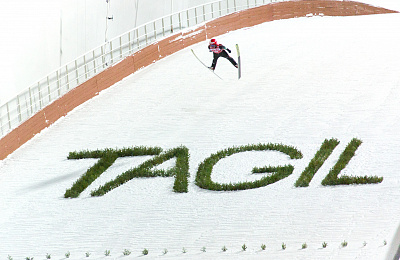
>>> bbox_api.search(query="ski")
[236,44,241,79]
[191,49,223,80]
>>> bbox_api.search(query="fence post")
[153,21,157,40]
[136,28,139,49]
[219,2,222,16]
[187,10,190,27]
[66,65,70,90]
[6,102,11,129]
[179,12,182,30]
[144,26,148,46]
[29,87,33,114]
[17,95,21,122]
[234,0,237,11]
[119,36,123,59]
[75,60,79,85]
[38,82,43,110]
[195,8,198,25]
[47,76,51,103]
[57,70,61,96]
[92,51,96,74]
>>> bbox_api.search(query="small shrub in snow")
[123,249,131,255]
[261,244,266,250]
[363,241,367,247]
[85,252,91,257]
[25,258,33,260]
[104,250,110,256]
[182,247,187,253]
[46,253,51,259]
[201,246,206,252]
[282,243,286,250]
[242,243,247,251]
[341,240,348,247]
[7,256,13,260]
[322,242,328,248]
[142,249,149,255]
[65,251,70,258]
[162,249,168,255]
[384,240,387,246]
[222,245,228,252]
[302,242,307,249]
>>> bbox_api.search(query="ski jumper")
[208,39,237,70]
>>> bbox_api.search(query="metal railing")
[0,0,284,139]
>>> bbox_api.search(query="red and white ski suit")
[208,43,237,69]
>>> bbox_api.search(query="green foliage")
[195,143,302,191]
[104,250,110,256]
[341,240,348,247]
[242,243,247,251]
[261,244,266,250]
[65,251,70,258]
[321,138,383,186]
[46,253,51,259]
[90,146,189,196]
[65,146,162,198]
[302,242,307,249]
[65,146,190,197]
[142,249,149,255]
[282,242,286,250]
[25,258,33,260]
[222,245,228,252]
[322,242,328,248]
[182,247,187,253]
[201,246,206,252]
[295,138,339,187]
[384,240,387,246]
[123,249,131,255]
[85,252,91,257]
[8,256,13,260]
[162,249,168,255]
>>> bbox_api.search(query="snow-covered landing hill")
[1,6,400,260]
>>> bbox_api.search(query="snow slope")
[1,8,400,260]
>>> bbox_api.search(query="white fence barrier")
[0,0,283,139]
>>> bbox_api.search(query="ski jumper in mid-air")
[208,38,238,71]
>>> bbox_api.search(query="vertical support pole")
[187,10,189,28]
[29,87,33,114]
[93,51,97,74]
[203,5,206,22]
[136,28,139,49]
[129,31,132,53]
[83,55,88,79]
[119,36,123,59]
[195,8,198,25]
[219,2,222,17]
[144,26,148,46]
[211,3,214,18]
[75,60,79,85]
[110,41,114,64]
[101,45,105,68]
[17,95,21,122]
[57,70,61,97]
[66,65,70,90]
[153,21,157,40]
[162,19,165,37]
[179,12,182,30]
[170,14,173,33]
[6,102,11,129]
[47,76,51,103]
[234,0,237,11]
[38,82,43,110]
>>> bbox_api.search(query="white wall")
[0,0,217,105]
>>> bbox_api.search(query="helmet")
[209,38,217,45]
